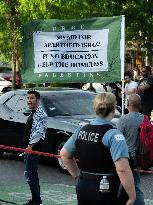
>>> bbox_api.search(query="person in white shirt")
[124,71,138,111]
[82,83,111,93]
[133,67,138,81]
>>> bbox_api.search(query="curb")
[0,199,16,205]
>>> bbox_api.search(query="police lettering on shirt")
[78,130,99,142]
[114,134,125,142]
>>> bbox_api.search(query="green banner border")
[21,16,122,84]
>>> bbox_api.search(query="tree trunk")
[12,54,16,90]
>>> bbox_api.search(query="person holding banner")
[60,92,136,205]
[23,90,47,205]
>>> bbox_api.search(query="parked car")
[0,77,12,93]
[0,88,121,172]
[0,67,21,88]
[0,67,12,81]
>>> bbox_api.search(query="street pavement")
[0,201,16,205]
[1,176,153,205]
[0,154,153,205]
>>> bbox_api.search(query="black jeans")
[76,175,119,205]
[24,154,41,204]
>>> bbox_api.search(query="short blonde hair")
[93,92,116,117]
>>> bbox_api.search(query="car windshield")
[42,92,95,117]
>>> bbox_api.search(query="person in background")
[60,92,136,205]
[82,83,108,93]
[124,71,138,113]
[136,66,153,118]
[23,90,47,205]
[109,82,122,108]
[117,94,145,205]
[133,67,138,82]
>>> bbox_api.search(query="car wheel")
[56,137,69,174]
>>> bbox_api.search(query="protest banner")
[21,16,124,83]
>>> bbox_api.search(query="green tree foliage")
[0,0,153,67]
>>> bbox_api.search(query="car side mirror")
[23,110,31,116]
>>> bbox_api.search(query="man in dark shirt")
[136,66,153,118]
[23,90,47,205]
[24,110,35,149]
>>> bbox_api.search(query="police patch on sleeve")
[114,134,125,141]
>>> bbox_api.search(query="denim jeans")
[133,170,145,205]
[131,157,145,205]
[24,154,41,204]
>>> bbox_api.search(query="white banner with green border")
[21,16,124,83]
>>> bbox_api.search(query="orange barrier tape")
[0,144,60,158]
[134,168,153,174]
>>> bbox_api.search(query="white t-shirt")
[125,81,138,92]
[125,81,138,108]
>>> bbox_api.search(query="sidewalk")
[0,200,16,205]
[0,183,77,205]
[1,198,153,205]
